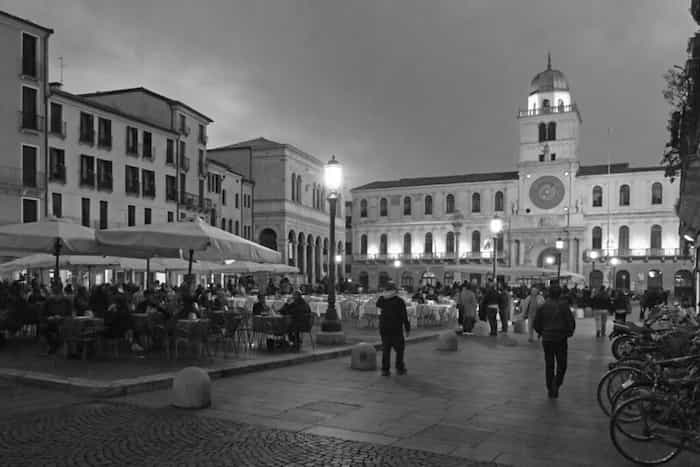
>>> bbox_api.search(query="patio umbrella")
[96,218,282,275]
[0,254,120,273]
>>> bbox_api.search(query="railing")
[125,179,140,195]
[18,111,43,132]
[198,134,208,145]
[141,144,155,160]
[97,176,113,192]
[79,172,95,189]
[518,104,578,118]
[181,192,213,211]
[79,129,95,145]
[180,155,190,172]
[353,251,505,262]
[584,248,691,260]
[179,125,190,136]
[20,58,40,79]
[48,120,66,138]
[97,135,112,150]
[126,143,139,156]
[48,166,66,183]
[198,160,207,176]
[166,190,178,202]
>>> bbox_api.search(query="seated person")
[411,291,425,304]
[424,287,438,302]
[252,293,271,316]
[279,290,312,349]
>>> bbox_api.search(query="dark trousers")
[381,334,405,372]
[542,339,568,391]
[498,307,508,332]
[487,306,498,335]
[462,316,476,333]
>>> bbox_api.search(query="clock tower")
[516,53,581,216]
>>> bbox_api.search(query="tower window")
[542,99,551,112]
[547,122,556,141]
[550,153,556,161]
[539,153,545,162]
[538,123,546,142]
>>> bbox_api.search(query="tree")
[661,66,689,181]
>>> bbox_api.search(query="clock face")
[529,175,565,209]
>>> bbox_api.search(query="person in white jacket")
[521,286,545,342]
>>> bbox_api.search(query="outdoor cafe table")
[252,315,293,351]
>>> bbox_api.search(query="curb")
[0,333,440,398]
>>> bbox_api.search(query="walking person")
[592,286,609,338]
[522,286,545,343]
[459,283,478,334]
[376,282,410,376]
[497,284,510,333]
[481,279,501,336]
[533,285,576,399]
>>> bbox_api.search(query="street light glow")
[324,155,342,194]
[555,238,564,250]
[490,217,503,234]
[589,250,599,260]
[545,256,555,265]
[393,259,402,268]
[335,254,342,263]
[610,257,620,266]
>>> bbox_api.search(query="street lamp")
[489,217,503,282]
[321,155,343,334]
[555,237,564,284]
[393,259,402,287]
[610,257,620,289]
[589,250,599,272]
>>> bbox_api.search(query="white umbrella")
[96,218,281,274]
[0,254,120,273]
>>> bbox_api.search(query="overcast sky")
[3,0,696,189]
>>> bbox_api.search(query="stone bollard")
[171,367,211,409]
[436,331,458,351]
[472,321,491,336]
[351,342,377,370]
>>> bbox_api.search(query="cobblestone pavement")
[0,401,507,467]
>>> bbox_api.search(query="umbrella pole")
[53,239,61,289]
[146,258,150,291]
[188,249,194,276]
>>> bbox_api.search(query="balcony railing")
[518,104,578,118]
[198,134,208,145]
[181,192,213,211]
[20,58,40,79]
[353,251,505,262]
[179,125,190,136]
[79,129,95,145]
[180,155,190,172]
[49,120,66,138]
[49,166,66,184]
[97,135,113,150]
[18,111,43,132]
[584,248,691,260]
[141,144,155,160]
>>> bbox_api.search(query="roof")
[50,89,178,135]
[78,87,213,123]
[529,53,569,95]
[576,163,663,176]
[352,171,519,191]
[209,137,323,166]
[206,156,245,178]
[0,10,53,33]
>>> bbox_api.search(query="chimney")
[49,82,63,92]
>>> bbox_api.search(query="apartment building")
[0,11,52,227]
[205,158,254,238]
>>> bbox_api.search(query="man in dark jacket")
[533,285,576,399]
[376,282,410,376]
[480,280,501,336]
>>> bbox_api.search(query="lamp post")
[610,257,620,289]
[489,217,503,282]
[555,237,564,284]
[320,156,343,337]
[393,259,402,287]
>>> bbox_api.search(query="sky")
[2,0,696,190]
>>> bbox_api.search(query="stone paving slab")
[0,401,508,467]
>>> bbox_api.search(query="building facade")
[205,158,253,238]
[351,58,692,294]
[0,11,52,228]
[208,138,346,284]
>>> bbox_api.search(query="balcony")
[19,58,39,79]
[583,248,692,261]
[18,111,43,132]
[181,192,213,211]
[518,103,578,118]
[180,155,190,172]
[198,134,208,145]
[141,144,155,160]
[48,165,66,184]
[198,160,207,177]
[179,125,190,137]
[79,129,95,146]
[97,135,113,150]
[48,120,67,139]
[352,251,505,263]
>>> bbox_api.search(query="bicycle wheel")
[610,395,682,465]
[611,382,652,424]
[612,334,636,360]
[597,366,644,417]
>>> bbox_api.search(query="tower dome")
[529,53,569,95]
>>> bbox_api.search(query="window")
[79,155,95,188]
[142,170,155,198]
[52,193,62,218]
[446,232,455,254]
[618,225,629,252]
[21,86,38,130]
[345,241,353,255]
[234,221,239,235]
[472,192,481,213]
[221,218,226,230]
[403,233,412,255]
[471,231,480,253]
[167,211,174,223]
[380,198,388,216]
[99,201,108,230]
[228,219,232,233]
[97,159,113,191]
[592,185,603,207]
[494,191,504,212]
[22,198,38,223]
[142,131,153,159]
[296,176,302,203]
[547,122,556,140]
[650,225,662,250]
[125,166,140,195]
[222,189,227,206]
[379,234,388,255]
[619,184,630,206]
[550,153,556,161]
[234,193,239,208]
[165,175,177,201]
[166,139,174,164]
[403,196,411,215]
[179,114,187,134]
[127,205,136,226]
[360,234,368,255]
[539,153,545,162]
[651,182,663,205]
[98,118,112,148]
[538,123,547,142]
[144,208,152,225]
[542,99,551,111]
[360,199,368,218]
[21,33,37,77]
[22,145,37,188]
[49,103,64,136]
[592,226,602,249]
[79,112,94,144]
[446,194,455,213]
[126,126,138,155]
[424,233,433,255]
[291,173,296,201]
[81,198,90,227]
[424,195,433,215]
[198,124,206,144]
